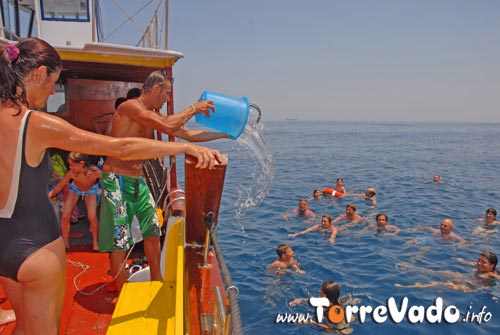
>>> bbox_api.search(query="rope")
[66,244,136,296]
[105,0,153,41]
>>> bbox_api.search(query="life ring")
[322,187,345,197]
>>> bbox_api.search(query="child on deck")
[48,152,102,250]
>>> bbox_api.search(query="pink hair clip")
[4,44,20,62]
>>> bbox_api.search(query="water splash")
[233,105,276,222]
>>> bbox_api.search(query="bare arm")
[28,111,222,169]
[387,224,400,236]
[453,257,476,266]
[289,297,309,307]
[289,225,319,238]
[48,172,73,198]
[332,214,345,224]
[171,127,230,142]
[329,227,338,243]
[361,223,375,233]
[407,226,436,233]
[119,100,216,136]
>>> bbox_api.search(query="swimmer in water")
[361,212,400,236]
[406,218,470,247]
[288,214,338,244]
[349,187,377,209]
[478,208,499,226]
[473,208,498,235]
[267,243,305,275]
[282,199,317,221]
[289,280,354,333]
[332,178,347,195]
[310,189,323,200]
[395,252,500,292]
[336,203,363,230]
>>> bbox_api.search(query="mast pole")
[164,0,168,49]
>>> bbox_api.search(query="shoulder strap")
[0,110,32,218]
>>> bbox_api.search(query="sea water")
[187,120,500,335]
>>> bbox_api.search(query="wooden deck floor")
[0,214,132,335]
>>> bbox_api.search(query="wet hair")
[114,97,127,110]
[142,70,172,93]
[322,214,333,223]
[1,38,62,112]
[486,208,497,218]
[321,280,340,306]
[346,203,357,211]
[68,152,89,167]
[126,87,142,99]
[480,252,498,272]
[276,243,291,258]
[336,178,344,183]
[376,213,388,222]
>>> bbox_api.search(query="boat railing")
[204,212,244,335]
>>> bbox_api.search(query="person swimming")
[282,199,317,221]
[267,243,306,275]
[310,189,323,200]
[395,252,500,292]
[361,212,400,236]
[288,214,339,244]
[289,280,353,333]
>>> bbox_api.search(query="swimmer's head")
[365,188,377,198]
[312,189,322,199]
[320,280,340,305]
[321,214,333,228]
[433,175,441,183]
[276,243,292,259]
[479,252,498,272]
[440,218,454,234]
[376,213,388,226]
[298,199,308,210]
[346,203,357,212]
[486,208,497,220]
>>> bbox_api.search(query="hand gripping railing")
[204,212,244,335]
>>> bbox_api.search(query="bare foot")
[0,309,16,325]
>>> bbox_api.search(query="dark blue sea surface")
[193,120,500,335]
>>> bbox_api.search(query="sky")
[100,0,500,123]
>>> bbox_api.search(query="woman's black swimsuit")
[0,111,60,280]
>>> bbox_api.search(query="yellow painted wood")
[58,49,178,68]
[107,218,185,335]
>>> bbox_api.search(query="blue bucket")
[195,91,250,140]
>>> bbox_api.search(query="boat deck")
[0,214,134,335]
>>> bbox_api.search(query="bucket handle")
[249,103,262,124]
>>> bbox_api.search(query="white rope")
[66,243,136,296]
